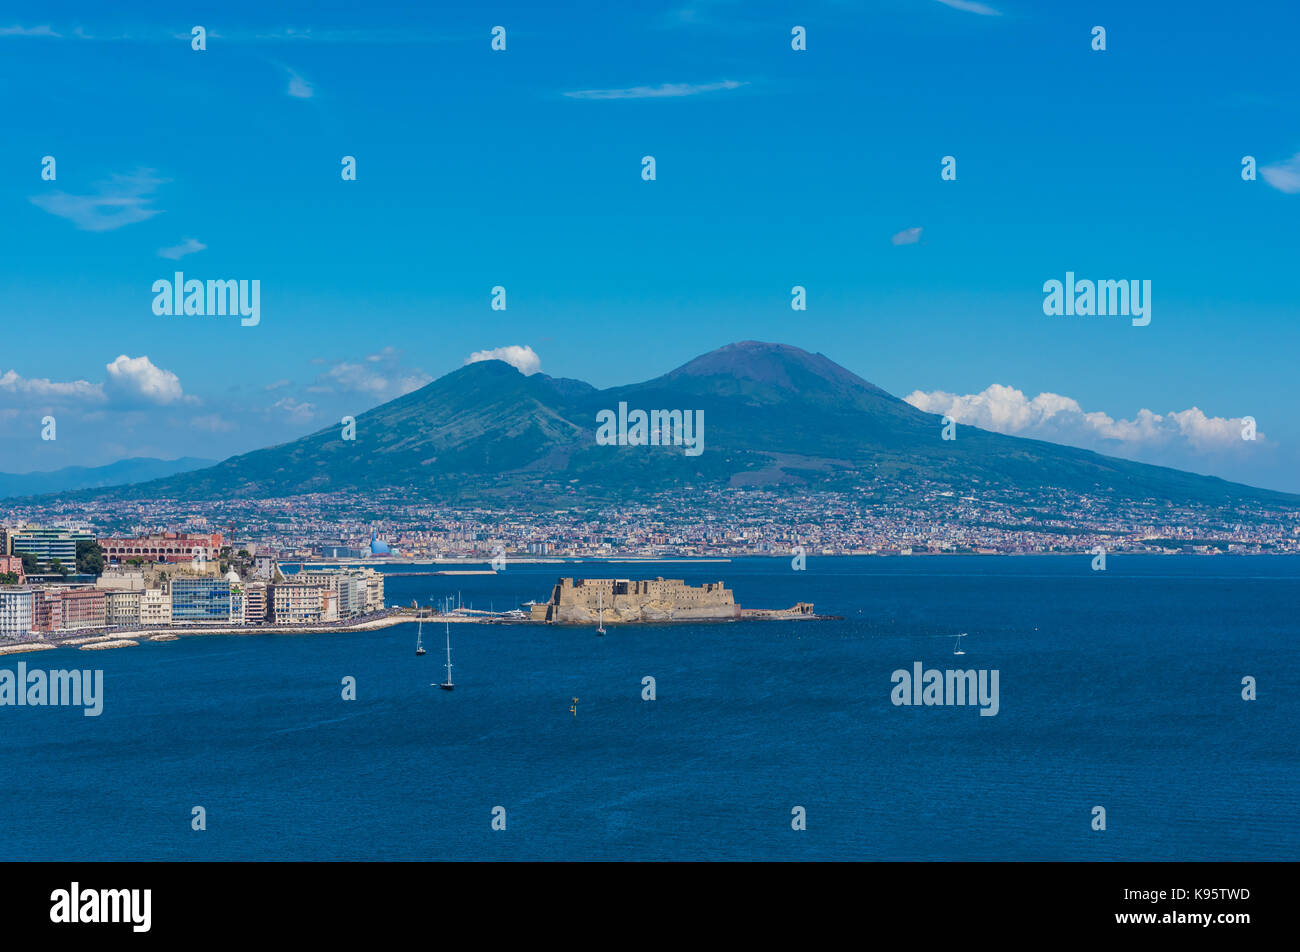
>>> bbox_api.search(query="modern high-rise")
[10,527,95,566]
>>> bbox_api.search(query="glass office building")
[170,577,232,624]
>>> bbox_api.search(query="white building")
[0,586,34,638]
[140,588,172,626]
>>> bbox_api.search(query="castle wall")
[529,577,740,624]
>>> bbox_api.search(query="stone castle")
[529,577,741,624]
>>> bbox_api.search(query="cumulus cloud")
[30,169,167,232]
[564,80,746,100]
[0,369,104,404]
[905,384,1262,455]
[158,237,206,260]
[892,226,923,245]
[465,345,541,376]
[1260,152,1300,194]
[104,355,187,406]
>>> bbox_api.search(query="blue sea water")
[1,556,1296,861]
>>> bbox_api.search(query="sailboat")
[437,620,455,690]
[415,616,426,656]
[596,588,606,636]
[953,632,967,656]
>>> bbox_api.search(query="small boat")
[438,621,454,690]
[953,632,967,656]
[416,616,426,655]
[596,588,606,636]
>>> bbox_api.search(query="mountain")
[0,457,215,499]
[64,343,1298,509]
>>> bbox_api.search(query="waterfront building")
[0,586,34,638]
[105,590,142,627]
[268,582,329,624]
[230,587,245,625]
[361,568,385,612]
[243,583,267,624]
[32,590,63,632]
[140,588,172,626]
[58,588,107,631]
[297,568,369,617]
[170,576,232,624]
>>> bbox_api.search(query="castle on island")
[529,576,816,624]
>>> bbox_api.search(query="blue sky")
[2,0,1299,491]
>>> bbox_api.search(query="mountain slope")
[67,343,1299,509]
[0,456,215,499]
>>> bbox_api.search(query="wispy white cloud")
[935,0,1002,16]
[0,24,61,37]
[285,66,314,98]
[270,397,316,423]
[564,80,746,100]
[309,348,431,398]
[1260,152,1300,194]
[892,226,923,245]
[158,237,206,260]
[191,413,237,433]
[905,384,1262,454]
[466,345,541,376]
[30,169,166,232]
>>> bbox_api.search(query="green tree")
[0,572,18,585]
[49,558,68,576]
[20,552,39,575]
[76,539,105,576]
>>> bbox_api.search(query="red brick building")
[58,588,107,631]
[100,532,223,565]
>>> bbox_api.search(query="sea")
[2,556,1296,861]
